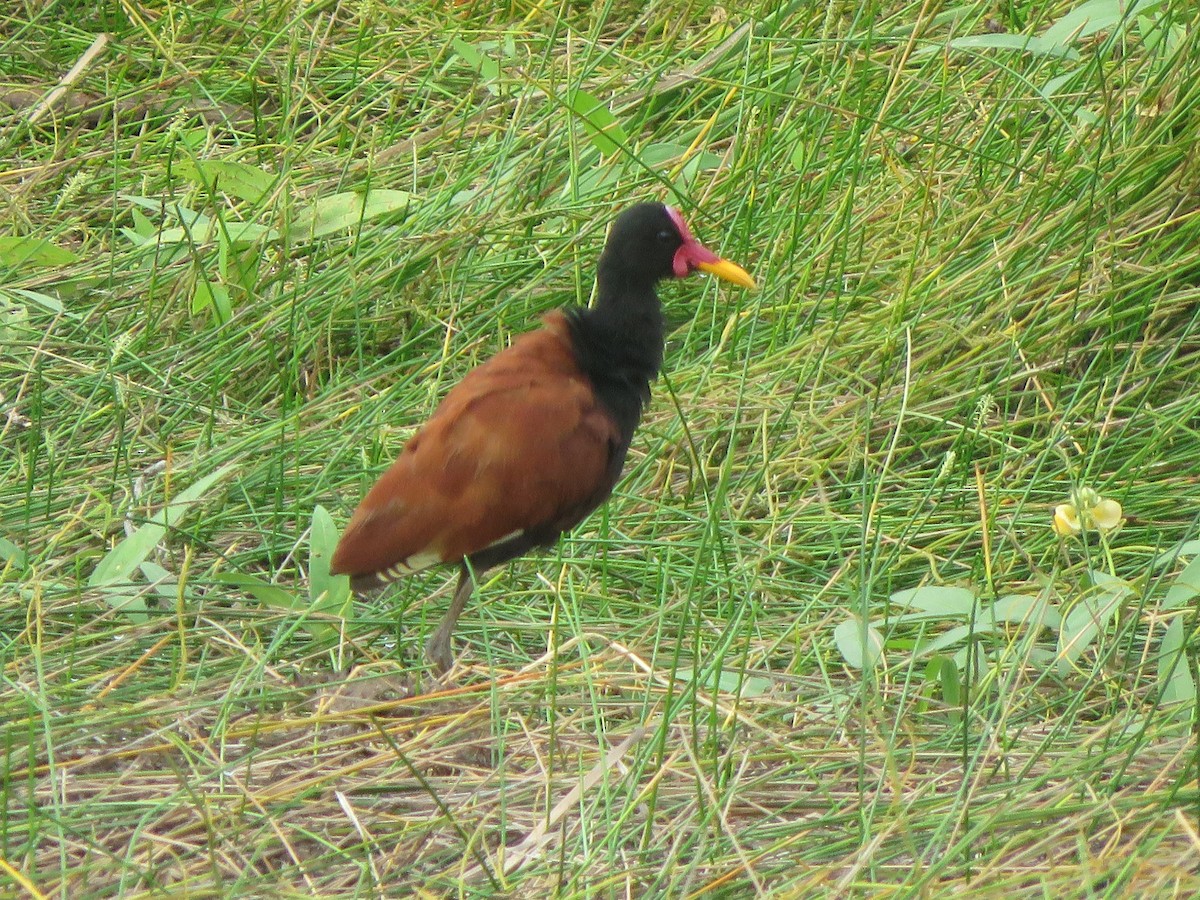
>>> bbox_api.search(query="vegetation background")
[3,0,1199,895]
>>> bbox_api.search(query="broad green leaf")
[130,207,155,237]
[888,609,975,626]
[1134,15,1156,51]
[673,668,775,698]
[952,644,989,679]
[191,279,232,323]
[834,618,885,669]
[990,593,1062,629]
[714,670,774,698]
[121,196,274,245]
[1039,70,1085,99]
[939,34,1080,60]
[309,504,337,586]
[120,227,150,247]
[1137,14,1186,55]
[0,536,27,567]
[98,587,148,618]
[140,560,173,585]
[637,143,687,167]
[1042,0,1166,46]
[1056,574,1132,673]
[913,623,993,659]
[215,571,338,641]
[564,166,620,200]
[219,240,262,293]
[881,5,974,39]
[938,656,962,706]
[121,195,211,230]
[451,37,502,82]
[678,153,717,186]
[191,279,212,315]
[921,655,944,691]
[7,288,65,315]
[155,221,275,245]
[1026,648,1058,667]
[1152,539,1200,570]
[638,142,723,171]
[214,572,307,613]
[890,585,978,617]
[216,221,277,244]
[1163,555,1200,610]
[565,89,628,156]
[287,189,415,241]
[0,236,79,268]
[309,504,351,618]
[139,561,179,608]
[789,138,808,172]
[1157,616,1195,712]
[89,462,239,587]
[0,291,30,342]
[734,675,776,698]
[177,126,208,151]
[177,159,276,204]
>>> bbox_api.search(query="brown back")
[330,313,622,580]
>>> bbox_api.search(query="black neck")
[565,278,665,448]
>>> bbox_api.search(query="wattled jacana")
[331,203,755,672]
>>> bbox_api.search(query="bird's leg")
[425,563,474,674]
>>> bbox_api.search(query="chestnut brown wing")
[330,319,621,584]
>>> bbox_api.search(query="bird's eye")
[656,229,674,243]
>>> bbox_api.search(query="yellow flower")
[1091,499,1123,531]
[1052,489,1123,536]
[1053,503,1081,536]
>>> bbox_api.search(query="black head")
[597,203,687,287]
[568,203,754,455]
[597,203,756,293]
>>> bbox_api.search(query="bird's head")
[600,203,756,291]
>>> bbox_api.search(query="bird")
[330,202,755,673]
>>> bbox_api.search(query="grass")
[3,0,1200,895]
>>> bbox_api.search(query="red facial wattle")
[664,205,757,289]
[666,205,718,277]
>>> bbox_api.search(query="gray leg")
[425,564,474,674]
